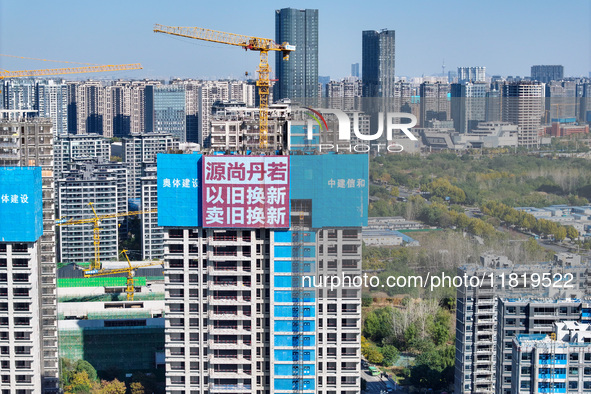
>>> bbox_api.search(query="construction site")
[0,11,368,394]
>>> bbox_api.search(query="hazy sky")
[1,0,589,81]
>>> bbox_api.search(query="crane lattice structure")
[56,202,157,270]
[0,63,142,80]
[83,249,162,301]
[153,24,295,149]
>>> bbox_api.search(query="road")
[361,369,407,393]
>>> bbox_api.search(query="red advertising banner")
[202,156,290,228]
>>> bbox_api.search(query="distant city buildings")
[3,78,68,135]
[54,134,111,178]
[147,85,186,142]
[451,82,488,133]
[351,63,359,78]
[419,82,450,126]
[457,67,486,83]
[275,8,319,101]
[325,77,363,110]
[531,65,564,83]
[362,29,395,97]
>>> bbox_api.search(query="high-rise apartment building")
[511,322,591,393]
[275,8,319,101]
[495,299,588,394]
[326,77,362,111]
[121,133,178,259]
[159,151,367,394]
[139,165,162,260]
[454,253,590,394]
[209,102,289,151]
[531,65,564,84]
[36,79,68,136]
[122,133,178,200]
[0,111,59,392]
[457,67,486,84]
[111,80,161,137]
[56,159,128,264]
[54,134,111,178]
[2,78,68,135]
[351,63,359,78]
[451,82,489,133]
[419,82,450,126]
[502,81,545,147]
[362,29,395,97]
[148,85,187,142]
[546,80,577,121]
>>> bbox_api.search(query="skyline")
[0,0,590,81]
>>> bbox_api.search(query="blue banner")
[0,167,43,242]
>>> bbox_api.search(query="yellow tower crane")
[56,202,157,271]
[83,249,163,301]
[153,24,295,149]
[0,63,142,80]
[0,55,142,92]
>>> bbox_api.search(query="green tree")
[75,360,98,382]
[96,379,126,394]
[363,307,394,344]
[380,345,400,366]
[365,346,384,364]
[130,382,145,394]
[566,226,579,240]
[554,226,567,242]
[403,323,418,347]
[409,345,455,389]
[362,296,373,307]
[64,371,93,394]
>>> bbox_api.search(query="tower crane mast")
[83,249,163,301]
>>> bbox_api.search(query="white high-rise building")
[0,112,59,392]
[159,152,367,394]
[457,67,486,83]
[54,134,111,178]
[122,133,179,200]
[502,82,545,147]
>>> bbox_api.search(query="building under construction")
[159,150,368,394]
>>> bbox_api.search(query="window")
[569,367,578,376]
[568,381,578,390]
[570,353,579,362]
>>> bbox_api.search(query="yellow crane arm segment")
[0,64,142,80]
[153,24,289,53]
[83,261,163,278]
[56,209,157,226]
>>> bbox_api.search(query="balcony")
[208,310,251,320]
[210,324,252,335]
[209,354,252,363]
[209,384,252,393]
[209,295,251,305]
[209,339,252,350]
[210,369,252,378]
